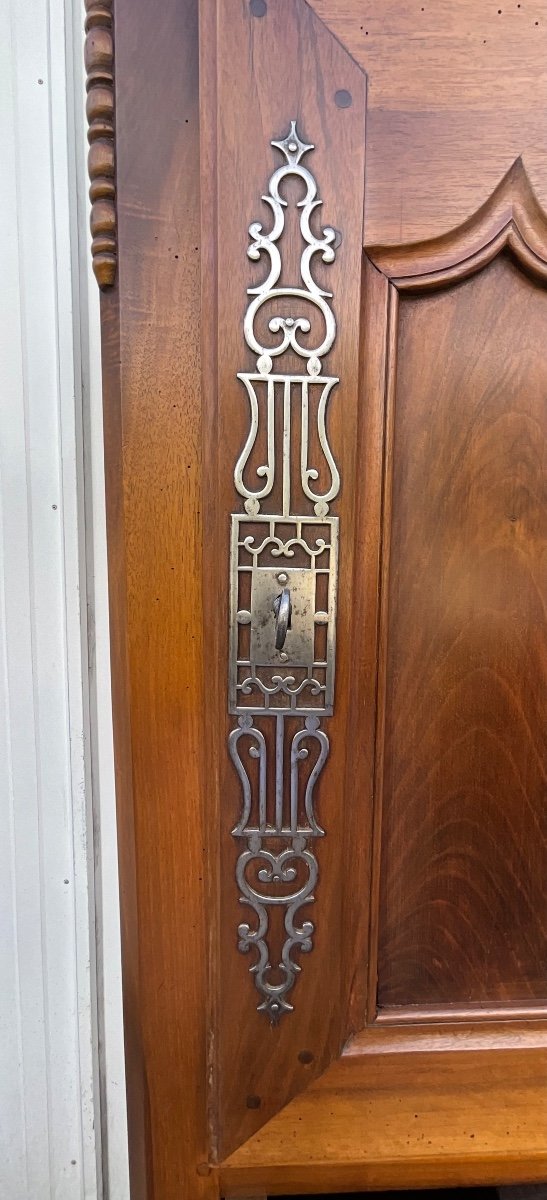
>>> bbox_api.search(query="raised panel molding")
[363,162,547,1021]
[368,158,547,286]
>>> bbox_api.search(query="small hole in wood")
[298,1049,314,1065]
[246,1094,261,1109]
[249,0,267,15]
[334,89,353,109]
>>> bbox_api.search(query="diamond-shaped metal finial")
[271,120,314,166]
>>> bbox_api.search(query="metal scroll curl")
[228,123,340,1022]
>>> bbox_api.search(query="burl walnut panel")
[377,254,547,1011]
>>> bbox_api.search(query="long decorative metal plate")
[229,123,340,1022]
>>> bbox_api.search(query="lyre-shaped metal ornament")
[228,122,340,1021]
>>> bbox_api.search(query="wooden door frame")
[89,0,212,1195]
[89,0,547,1195]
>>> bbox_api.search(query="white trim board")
[69,0,130,1195]
[0,0,129,1195]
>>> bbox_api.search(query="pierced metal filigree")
[228,123,340,1021]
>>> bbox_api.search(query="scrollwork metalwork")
[236,834,318,1022]
[228,123,340,1020]
[243,122,337,372]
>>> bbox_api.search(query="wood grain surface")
[220,1030,547,1194]
[100,0,547,1193]
[311,0,547,246]
[200,0,367,1158]
[368,159,547,288]
[376,252,547,1011]
[101,0,215,1195]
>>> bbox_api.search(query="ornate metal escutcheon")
[228,123,340,1022]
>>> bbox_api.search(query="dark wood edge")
[85,0,116,287]
[364,277,398,1024]
[341,255,383,1034]
[375,1004,547,1025]
[218,1151,547,1197]
[345,1019,547,1056]
[198,0,221,1168]
[100,284,151,1198]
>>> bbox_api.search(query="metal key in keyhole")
[272,587,292,651]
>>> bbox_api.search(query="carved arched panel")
[363,165,547,1020]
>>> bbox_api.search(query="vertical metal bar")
[300,376,308,507]
[275,714,284,831]
[259,726,267,834]
[282,377,291,516]
[290,731,298,835]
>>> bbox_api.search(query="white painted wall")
[0,0,129,1196]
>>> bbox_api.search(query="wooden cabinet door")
[89,0,547,1195]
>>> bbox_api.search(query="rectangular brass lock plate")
[250,566,315,666]
[229,514,338,716]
